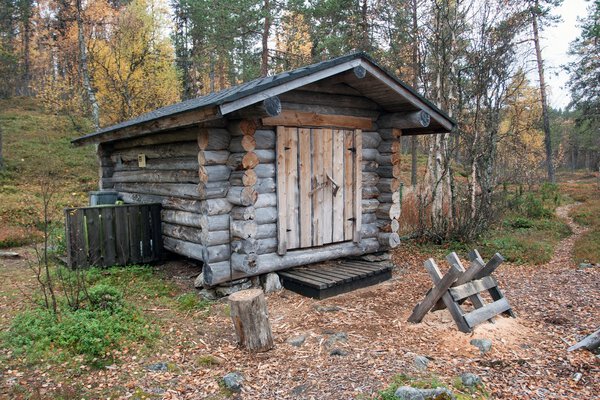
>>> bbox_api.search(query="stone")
[460,373,481,387]
[223,372,244,393]
[360,252,390,262]
[324,332,348,348]
[394,386,455,400]
[215,280,252,297]
[470,338,492,354]
[330,348,349,356]
[287,335,307,347]
[291,384,309,396]
[413,355,430,371]
[199,288,218,300]
[578,263,595,269]
[0,251,19,258]
[145,362,168,372]
[194,273,205,288]
[315,305,341,312]
[262,273,283,293]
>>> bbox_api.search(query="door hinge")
[347,147,356,153]
[284,146,291,150]
[286,229,292,232]
[347,217,356,222]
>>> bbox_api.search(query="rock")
[215,279,252,297]
[0,251,19,258]
[413,355,430,371]
[330,348,349,356]
[194,273,205,288]
[394,386,455,400]
[261,273,282,293]
[578,263,595,269]
[199,288,218,300]
[315,305,341,312]
[291,384,309,396]
[324,332,347,348]
[250,276,261,288]
[470,338,492,354]
[359,252,390,262]
[287,335,306,347]
[145,362,168,372]
[460,373,481,387]
[223,372,244,393]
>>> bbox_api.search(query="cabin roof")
[72,52,456,146]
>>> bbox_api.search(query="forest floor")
[1,180,599,399]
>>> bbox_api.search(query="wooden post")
[228,289,274,352]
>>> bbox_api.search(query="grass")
[566,173,600,263]
[371,374,488,400]
[0,97,97,248]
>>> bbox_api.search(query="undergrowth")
[372,374,488,400]
[568,175,600,263]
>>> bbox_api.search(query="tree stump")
[228,289,274,352]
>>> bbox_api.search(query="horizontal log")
[118,192,201,213]
[362,199,380,214]
[230,135,256,153]
[227,119,258,137]
[197,128,231,150]
[113,157,198,172]
[230,220,258,239]
[361,223,379,239]
[112,127,198,150]
[262,110,373,130]
[162,222,203,244]
[205,244,231,263]
[255,149,275,164]
[230,252,258,273]
[254,130,275,149]
[162,209,229,230]
[255,207,277,224]
[362,186,380,199]
[378,191,401,204]
[377,203,401,220]
[200,230,231,247]
[199,198,233,216]
[363,212,377,224]
[227,152,259,170]
[280,102,380,119]
[230,169,257,186]
[227,186,258,206]
[362,131,382,149]
[163,236,204,261]
[203,239,381,286]
[378,232,400,248]
[278,90,379,110]
[376,152,402,166]
[109,170,200,184]
[114,183,200,199]
[254,163,275,179]
[377,178,401,193]
[378,128,402,140]
[377,164,402,179]
[231,238,258,255]
[198,165,231,183]
[362,172,379,187]
[255,193,277,209]
[362,148,378,162]
[256,223,276,239]
[362,160,378,173]
[198,150,230,166]
[256,238,277,255]
[228,96,282,119]
[231,206,255,221]
[378,140,401,154]
[197,182,229,199]
[378,111,430,129]
[111,142,198,162]
[255,178,276,194]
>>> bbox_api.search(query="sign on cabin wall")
[276,126,362,255]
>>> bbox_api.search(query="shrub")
[88,284,124,311]
[505,217,533,229]
[523,194,552,219]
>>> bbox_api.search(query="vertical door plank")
[150,204,163,259]
[276,126,288,255]
[286,127,299,249]
[332,129,345,242]
[115,206,130,265]
[101,207,117,266]
[353,129,363,243]
[298,128,312,248]
[85,208,102,266]
[129,206,142,264]
[343,130,354,241]
[140,205,152,262]
[312,128,324,246]
[322,128,333,244]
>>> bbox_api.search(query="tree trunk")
[260,0,270,77]
[21,10,31,96]
[229,289,274,352]
[76,0,99,129]
[532,2,555,183]
[410,0,419,187]
[568,328,600,353]
[0,124,3,170]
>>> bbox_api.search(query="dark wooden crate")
[278,260,393,299]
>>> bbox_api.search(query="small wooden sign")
[137,153,146,168]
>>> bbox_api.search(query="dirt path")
[547,202,589,268]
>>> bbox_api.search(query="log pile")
[375,128,401,249]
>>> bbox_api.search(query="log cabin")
[72,52,455,287]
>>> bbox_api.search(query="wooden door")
[276,126,362,254]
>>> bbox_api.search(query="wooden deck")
[277,260,393,299]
